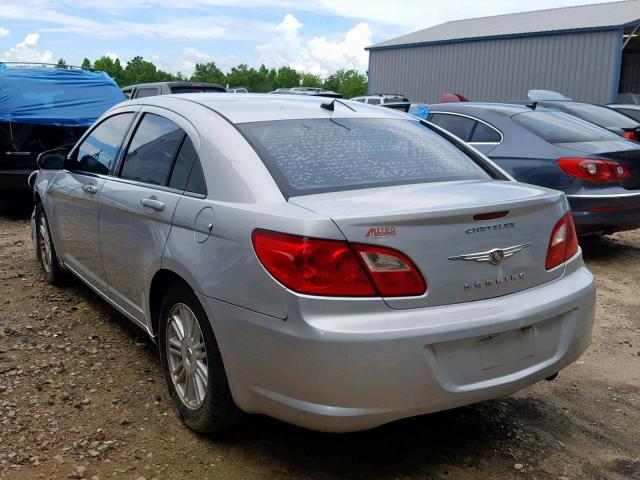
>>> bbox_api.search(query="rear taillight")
[351,243,426,296]
[252,230,426,297]
[557,158,631,183]
[622,131,637,141]
[545,213,579,270]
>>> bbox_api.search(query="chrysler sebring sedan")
[31,94,595,432]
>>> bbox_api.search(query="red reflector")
[473,211,509,221]
[623,131,637,141]
[557,158,631,183]
[588,206,622,212]
[545,213,579,270]
[252,230,426,297]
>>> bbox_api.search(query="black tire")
[35,203,67,286]
[158,283,244,432]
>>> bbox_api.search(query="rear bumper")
[197,260,595,432]
[0,169,33,192]
[567,193,640,234]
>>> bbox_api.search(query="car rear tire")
[158,284,244,432]
[35,203,67,286]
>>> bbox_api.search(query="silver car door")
[98,108,195,326]
[47,111,136,293]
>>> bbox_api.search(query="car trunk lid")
[289,180,567,309]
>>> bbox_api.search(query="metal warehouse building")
[366,0,640,104]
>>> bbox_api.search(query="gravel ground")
[0,200,639,480]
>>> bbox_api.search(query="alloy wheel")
[165,303,208,409]
[38,215,53,273]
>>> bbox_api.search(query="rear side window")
[134,88,160,98]
[562,104,640,129]
[367,98,380,105]
[70,113,134,175]
[514,111,620,143]
[238,118,491,197]
[168,136,207,194]
[120,113,183,185]
[429,113,475,141]
[470,121,501,143]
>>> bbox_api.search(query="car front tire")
[158,284,244,432]
[35,203,67,286]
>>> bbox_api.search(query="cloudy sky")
[0,0,619,77]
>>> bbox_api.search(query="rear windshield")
[238,118,492,197]
[561,104,640,129]
[514,111,621,143]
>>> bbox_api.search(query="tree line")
[57,56,368,99]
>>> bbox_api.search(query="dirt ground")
[0,199,638,480]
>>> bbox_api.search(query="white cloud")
[0,28,10,37]
[257,14,371,76]
[151,48,238,77]
[29,0,620,30]
[0,33,53,63]
[105,52,120,61]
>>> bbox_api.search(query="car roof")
[608,104,640,109]
[124,81,225,89]
[123,93,412,124]
[428,102,557,115]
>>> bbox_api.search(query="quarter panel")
[163,197,343,320]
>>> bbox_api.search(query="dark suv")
[122,82,226,99]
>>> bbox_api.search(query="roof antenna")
[321,99,356,112]
[526,101,538,110]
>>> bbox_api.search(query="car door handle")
[141,197,166,211]
[82,184,98,194]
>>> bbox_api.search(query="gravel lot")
[0,200,639,480]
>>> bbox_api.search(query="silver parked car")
[31,94,596,433]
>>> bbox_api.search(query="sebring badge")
[448,243,531,265]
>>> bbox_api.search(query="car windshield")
[561,104,640,129]
[514,110,621,143]
[238,118,492,197]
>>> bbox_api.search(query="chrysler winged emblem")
[448,243,531,265]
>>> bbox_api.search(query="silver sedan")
[31,94,596,432]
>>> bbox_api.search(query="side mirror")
[37,147,69,170]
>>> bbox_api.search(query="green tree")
[324,69,367,98]
[225,64,272,92]
[93,55,126,85]
[56,58,68,68]
[191,62,226,85]
[300,72,322,88]
[274,66,300,89]
[81,58,92,70]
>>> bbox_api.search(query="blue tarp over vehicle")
[0,64,125,127]
[409,104,430,120]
